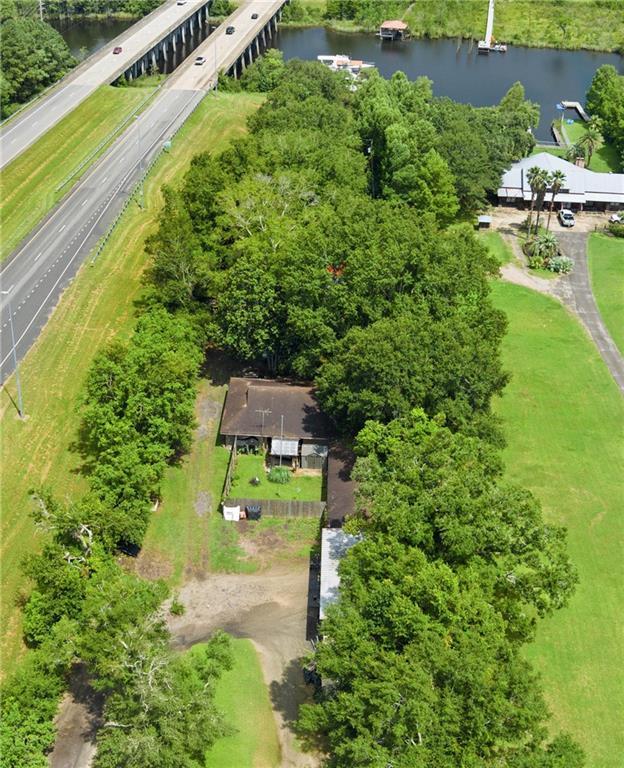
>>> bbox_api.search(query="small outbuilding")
[378,19,409,40]
[477,215,492,229]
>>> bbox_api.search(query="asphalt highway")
[0,0,209,169]
[0,0,285,386]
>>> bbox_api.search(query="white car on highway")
[194,56,207,66]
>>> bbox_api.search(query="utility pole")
[279,414,284,467]
[1,288,24,419]
[255,408,271,437]
[38,0,44,22]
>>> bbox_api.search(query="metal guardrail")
[56,84,162,191]
[90,88,207,264]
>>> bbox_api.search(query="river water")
[53,18,622,142]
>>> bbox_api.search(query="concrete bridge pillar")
[181,24,186,45]
[261,26,267,46]
[151,50,157,71]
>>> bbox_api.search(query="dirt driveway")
[168,563,320,768]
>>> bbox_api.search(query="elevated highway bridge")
[0,0,285,169]
[0,0,288,384]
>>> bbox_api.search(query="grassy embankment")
[588,233,624,355]
[292,0,624,52]
[0,84,156,262]
[490,263,623,767]
[403,0,624,52]
[201,638,281,768]
[0,92,264,676]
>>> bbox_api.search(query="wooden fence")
[225,498,326,519]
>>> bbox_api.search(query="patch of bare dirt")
[194,490,212,517]
[132,550,174,581]
[168,563,320,768]
[48,667,103,768]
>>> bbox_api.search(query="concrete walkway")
[554,232,624,393]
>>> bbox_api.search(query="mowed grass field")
[202,638,280,767]
[560,119,621,173]
[0,85,153,262]
[491,281,623,768]
[0,93,264,675]
[588,233,624,356]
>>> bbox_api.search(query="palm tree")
[546,170,566,230]
[532,231,559,268]
[527,165,545,237]
[566,143,584,164]
[579,124,602,167]
[533,170,550,234]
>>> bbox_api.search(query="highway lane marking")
[34,252,42,262]
[1,90,199,372]
[81,199,88,207]
[0,84,72,138]
[58,224,66,232]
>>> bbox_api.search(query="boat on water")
[317,54,375,76]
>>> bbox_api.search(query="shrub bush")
[546,255,574,274]
[268,466,291,484]
[607,221,624,237]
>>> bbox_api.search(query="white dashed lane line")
[58,224,66,233]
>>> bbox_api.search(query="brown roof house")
[220,378,333,469]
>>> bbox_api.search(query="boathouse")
[378,19,409,40]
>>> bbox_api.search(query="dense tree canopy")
[299,410,581,767]
[586,64,624,167]
[145,60,539,440]
[0,9,75,116]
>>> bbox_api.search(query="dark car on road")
[251,12,259,18]
[113,46,122,54]
[226,25,235,34]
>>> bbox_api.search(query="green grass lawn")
[491,281,624,768]
[559,119,621,173]
[203,638,280,767]
[479,230,514,266]
[588,233,624,357]
[0,93,264,676]
[0,85,154,262]
[229,454,324,502]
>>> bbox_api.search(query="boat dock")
[561,101,590,122]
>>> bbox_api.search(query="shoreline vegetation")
[282,0,624,53]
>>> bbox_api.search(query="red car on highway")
[113,46,122,54]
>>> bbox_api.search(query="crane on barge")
[478,0,507,53]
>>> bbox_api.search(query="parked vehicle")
[194,56,207,66]
[226,25,235,34]
[113,46,122,54]
[558,209,575,228]
[609,213,622,223]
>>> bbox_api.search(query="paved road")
[0,0,208,168]
[556,231,624,393]
[0,0,285,386]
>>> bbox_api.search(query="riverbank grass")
[203,638,280,767]
[492,281,624,768]
[0,92,264,676]
[588,233,624,356]
[403,0,624,53]
[0,85,153,262]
